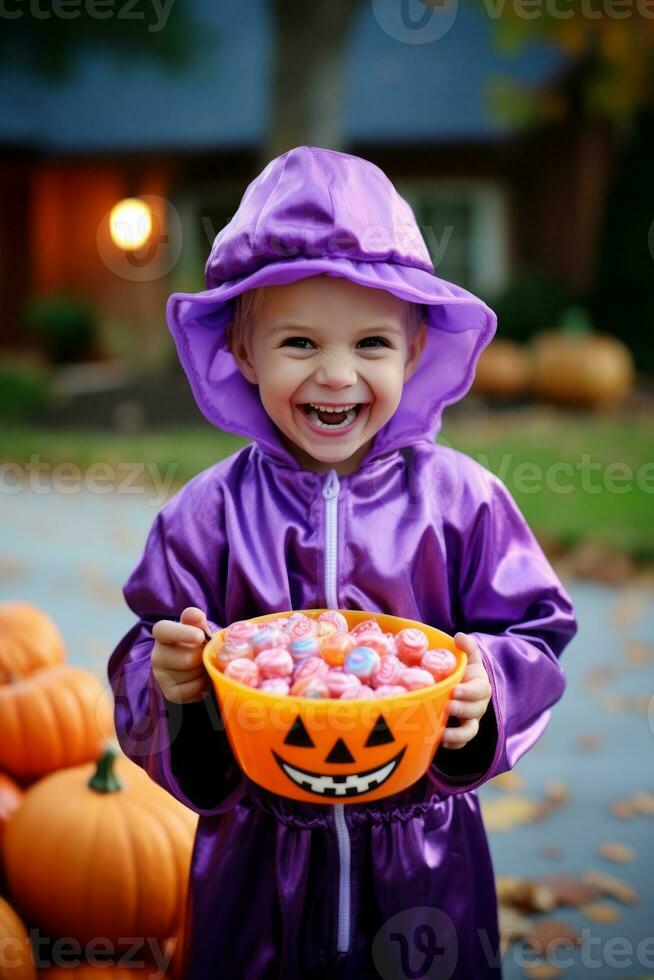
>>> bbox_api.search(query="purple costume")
[108,147,577,979]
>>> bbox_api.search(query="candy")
[351,619,383,637]
[293,656,329,682]
[218,611,453,701]
[317,610,349,632]
[319,632,356,667]
[289,637,321,663]
[255,647,294,679]
[286,613,318,641]
[224,658,259,687]
[401,667,435,691]
[325,670,362,698]
[340,684,375,700]
[354,632,395,658]
[344,646,380,680]
[421,648,457,682]
[260,678,291,695]
[290,675,330,699]
[396,627,429,666]
[370,655,405,689]
[252,628,289,653]
[225,620,259,643]
[215,639,253,671]
[373,684,408,698]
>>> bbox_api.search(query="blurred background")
[0,2,653,978]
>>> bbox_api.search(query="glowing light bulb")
[109,198,153,250]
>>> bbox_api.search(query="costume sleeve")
[107,486,245,816]
[430,468,577,794]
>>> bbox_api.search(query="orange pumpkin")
[0,601,65,684]
[0,896,36,980]
[204,610,465,804]
[473,338,531,400]
[0,772,23,849]
[0,665,114,780]
[163,919,186,980]
[4,747,196,946]
[531,329,634,408]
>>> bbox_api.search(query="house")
[0,0,602,361]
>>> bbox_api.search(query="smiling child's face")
[229,275,427,475]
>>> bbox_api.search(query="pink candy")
[351,619,383,637]
[401,667,435,691]
[317,610,349,632]
[371,655,405,689]
[290,675,330,698]
[325,670,362,698]
[293,655,329,682]
[215,638,253,671]
[286,613,318,641]
[341,683,375,699]
[421,648,458,682]
[396,627,429,666]
[260,678,291,695]
[224,657,259,687]
[226,620,259,643]
[373,685,408,698]
[255,647,294,679]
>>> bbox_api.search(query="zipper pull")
[322,469,340,500]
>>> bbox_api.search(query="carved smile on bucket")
[272,745,407,798]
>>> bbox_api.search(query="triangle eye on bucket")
[284,716,315,748]
[364,715,395,747]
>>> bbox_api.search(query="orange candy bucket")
[203,609,466,805]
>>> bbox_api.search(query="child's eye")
[281,337,315,349]
[357,336,390,349]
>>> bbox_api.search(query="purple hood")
[165,145,496,468]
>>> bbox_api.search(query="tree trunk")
[263,0,364,165]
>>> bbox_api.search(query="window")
[397,180,509,296]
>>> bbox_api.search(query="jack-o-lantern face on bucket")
[273,713,407,799]
[203,609,466,805]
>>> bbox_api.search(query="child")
[108,145,577,979]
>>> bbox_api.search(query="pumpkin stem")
[559,305,593,337]
[88,744,123,793]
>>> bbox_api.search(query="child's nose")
[313,354,358,388]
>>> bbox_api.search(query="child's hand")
[151,606,211,704]
[442,633,492,750]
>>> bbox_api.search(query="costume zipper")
[321,468,351,955]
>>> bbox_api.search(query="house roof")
[0,0,566,152]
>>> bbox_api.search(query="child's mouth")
[299,402,367,434]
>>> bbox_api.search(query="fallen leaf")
[497,878,556,913]
[481,796,544,831]
[545,781,570,804]
[537,874,602,907]
[522,965,564,979]
[539,846,563,861]
[632,791,654,816]
[581,870,639,906]
[492,771,525,793]
[580,902,621,923]
[523,917,580,955]
[575,733,603,752]
[583,666,614,690]
[610,800,636,819]
[598,842,636,863]
[623,642,654,666]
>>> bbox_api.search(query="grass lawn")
[1,408,653,560]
